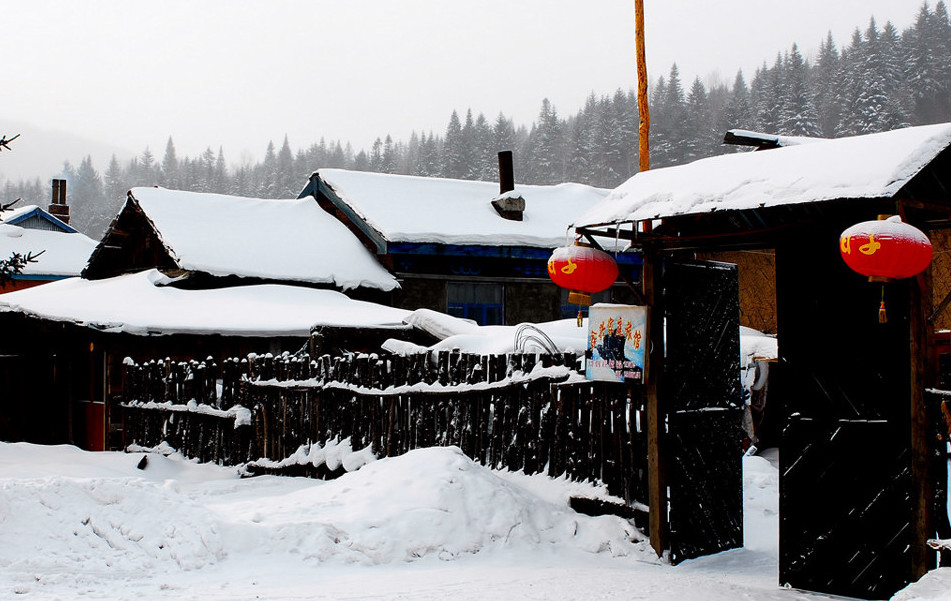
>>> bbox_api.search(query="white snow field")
[0,442,948,601]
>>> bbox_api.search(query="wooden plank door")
[662,260,744,563]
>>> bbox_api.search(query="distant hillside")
[0,120,131,182]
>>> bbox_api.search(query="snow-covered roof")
[1,204,76,233]
[574,123,951,229]
[0,269,411,337]
[313,169,610,248]
[0,222,97,278]
[111,187,398,291]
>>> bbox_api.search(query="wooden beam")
[643,244,668,557]
[909,265,937,579]
[898,198,951,217]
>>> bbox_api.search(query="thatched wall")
[697,250,777,334]
[929,228,951,332]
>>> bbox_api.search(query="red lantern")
[548,244,618,326]
[547,244,619,294]
[839,215,932,323]
[839,216,932,280]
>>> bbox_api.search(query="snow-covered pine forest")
[3,2,950,238]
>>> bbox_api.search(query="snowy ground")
[0,442,948,601]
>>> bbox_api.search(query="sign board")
[586,303,648,383]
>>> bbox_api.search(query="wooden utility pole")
[634,0,649,173]
[634,0,665,558]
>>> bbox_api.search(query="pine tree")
[613,88,638,180]
[103,154,125,202]
[778,44,822,136]
[904,2,951,123]
[526,98,564,184]
[259,141,278,197]
[69,155,111,237]
[594,95,622,184]
[723,70,754,133]
[381,135,398,174]
[565,98,594,184]
[684,77,715,161]
[812,32,842,137]
[198,147,217,192]
[652,65,688,168]
[471,113,496,180]
[416,132,441,177]
[834,29,867,135]
[214,147,228,193]
[880,21,913,126]
[750,55,783,134]
[161,137,180,189]
[442,111,465,179]
[460,109,478,179]
[275,135,295,196]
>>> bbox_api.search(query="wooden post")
[634,0,650,174]
[643,245,667,557]
[910,265,937,579]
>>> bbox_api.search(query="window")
[447,282,503,325]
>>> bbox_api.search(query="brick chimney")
[48,179,69,224]
[491,150,525,221]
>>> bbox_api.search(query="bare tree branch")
[0,133,20,151]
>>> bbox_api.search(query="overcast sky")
[1,0,922,175]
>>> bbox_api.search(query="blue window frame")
[447,282,503,325]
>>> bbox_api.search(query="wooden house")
[0,180,96,292]
[298,155,641,326]
[572,122,951,599]
[0,187,404,451]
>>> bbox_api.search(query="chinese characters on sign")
[586,303,648,383]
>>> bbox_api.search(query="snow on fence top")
[315,169,611,247]
[126,187,399,291]
[573,122,951,228]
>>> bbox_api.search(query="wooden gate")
[775,231,915,599]
[663,260,744,563]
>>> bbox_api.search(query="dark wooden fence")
[122,350,648,505]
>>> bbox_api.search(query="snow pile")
[0,442,649,599]
[740,326,777,366]
[391,308,588,355]
[742,450,780,552]
[222,446,643,565]
[0,441,947,600]
[894,570,951,601]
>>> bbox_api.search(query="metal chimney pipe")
[498,150,514,194]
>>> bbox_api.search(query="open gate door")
[663,260,744,563]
